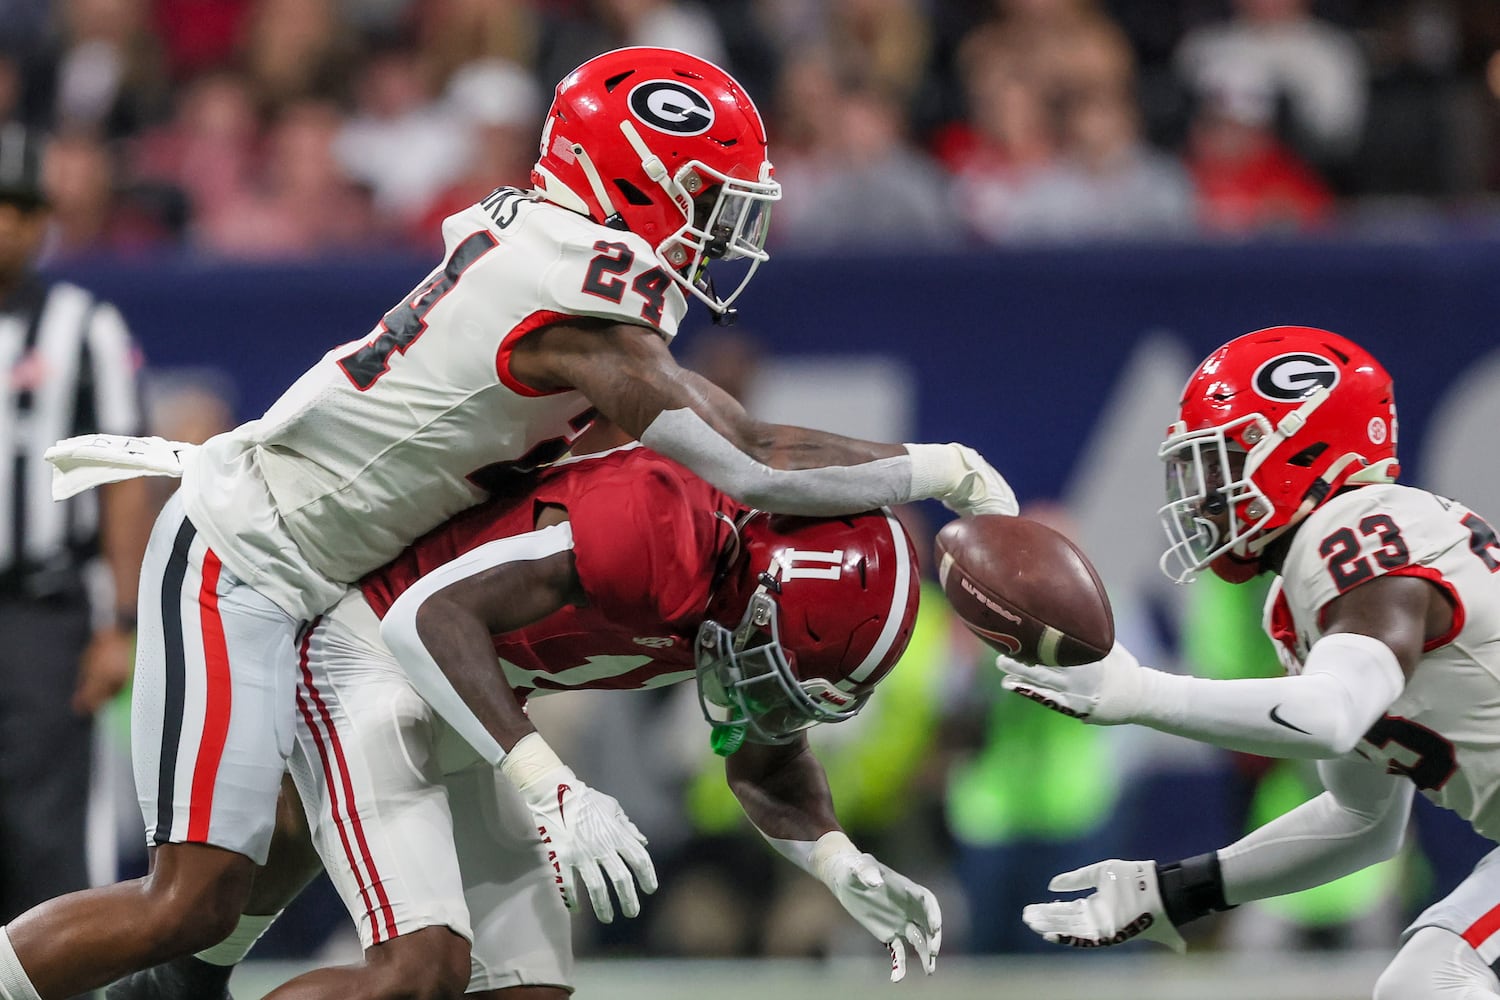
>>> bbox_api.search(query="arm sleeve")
[1218,754,1412,904]
[639,407,918,516]
[1132,632,1405,758]
[379,523,575,766]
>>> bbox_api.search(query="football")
[935,515,1114,667]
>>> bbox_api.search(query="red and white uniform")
[288,444,742,988]
[362,442,740,697]
[1264,483,1500,956]
[182,191,688,620]
[136,191,687,864]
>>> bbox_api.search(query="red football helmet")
[695,508,921,751]
[531,46,781,317]
[1158,326,1399,584]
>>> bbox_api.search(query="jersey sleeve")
[1282,486,1471,631]
[540,462,715,627]
[536,223,689,340]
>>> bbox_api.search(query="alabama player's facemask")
[1158,326,1399,584]
[694,509,920,754]
[530,46,781,319]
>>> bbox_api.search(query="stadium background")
[7,0,1500,995]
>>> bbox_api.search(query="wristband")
[498,731,564,790]
[115,610,138,633]
[904,443,962,500]
[1156,853,1234,927]
[763,829,854,882]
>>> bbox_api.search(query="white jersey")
[1265,484,1500,839]
[179,189,688,620]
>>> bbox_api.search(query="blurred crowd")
[5,0,1500,261]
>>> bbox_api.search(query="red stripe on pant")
[187,549,233,842]
[295,619,400,942]
[1463,903,1500,950]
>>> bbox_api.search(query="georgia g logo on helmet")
[628,79,715,136]
[1252,352,1341,402]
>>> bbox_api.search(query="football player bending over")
[122,437,940,1000]
[11,46,1003,1000]
[997,327,1500,999]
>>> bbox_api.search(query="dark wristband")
[115,610,138,633]
[1156,852,1234,927]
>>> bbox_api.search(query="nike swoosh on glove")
[813,836,942,982]
[996,642,1147,725]
[501,733,658,923]
[1022,859,1186,953]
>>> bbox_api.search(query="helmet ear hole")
[612,178,654,206]
[1287,442,1329,467]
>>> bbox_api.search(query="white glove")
[1023,859,1186,953]
[45,433,192,500]
[500,733,657,923]
[996,642,1147,725]
[810,832,942,982]
[907,443,1019,517]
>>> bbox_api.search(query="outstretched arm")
[1022,754,1411,951]
[1216,754,1412,904]
[999,573,1441,758]
[725,736,840,841]
[727,739,941,982]
[510,320,1015,517]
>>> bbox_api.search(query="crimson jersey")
[361,443,744,698]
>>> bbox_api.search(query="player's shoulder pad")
[551,444,704,517]
[549,445,723,622]
[525,203,689,340]
[1282,483,1467,611]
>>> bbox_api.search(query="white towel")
[45,434,193,500]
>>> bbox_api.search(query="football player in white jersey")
[993,326,1500,997]
[0,48,1015,1000]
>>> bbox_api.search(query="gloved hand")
[811,833,942,982]
[943,444,1019,517]
[907,443,1019,517]
[500,733,657,923]
[45,433,192,500]
[995,642,1148,725]
[1022,859,1186,953]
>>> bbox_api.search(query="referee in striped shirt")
[0,124,151,932]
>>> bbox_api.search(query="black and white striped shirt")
[0,276,143,596]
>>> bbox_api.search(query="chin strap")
[569,142,619,222]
